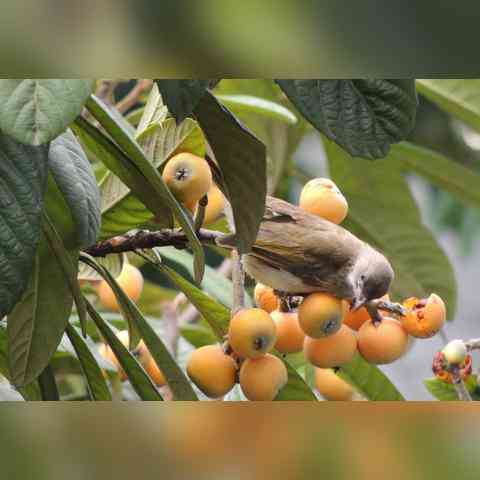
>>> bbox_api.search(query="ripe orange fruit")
[186,345,237,398]
[344,294,390,331]
[143,355,167,387]
[303,324,357,368]
[162,152,212,205]
[239,354,288,401]
[254,283,279,313]
[357,318,408,364]
[402,293,446,338]
[299,177,348,224]
[228,308,277,359]
[96,264,144,312]
[203,184,225,225]
[315,368,355,401]
[271,310,305,354]
[298,292,348,338]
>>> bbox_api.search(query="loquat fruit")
[432,350,472,384]
[143,355,167,387]
[442,339,467,366]
[186,345,237,398]
[357,318,408,364]
[299,177,348,224]
[298,292,348,338]
[203,184,225,225]
[96,263,144,312]
[239,354,288,401]
[314,368,354,401]
[402,293,446,338]
[271,310,305,354]
[228,308,277,359]
[254,283,279,313]
[303,324,357,368]
[162,152,213,205]
[344,294,390,331]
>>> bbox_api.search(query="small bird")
[219,196,394,310]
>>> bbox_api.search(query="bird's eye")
[360,274,366,281]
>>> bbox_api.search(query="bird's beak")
[351,295,367,311]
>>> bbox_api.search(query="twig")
[451,366,472,401]
[465,338,480,351]
[95,79,119,105]
[115,79,153,113]
[84,228,224,257]
[231,250,245,315]
[162,301,180,358]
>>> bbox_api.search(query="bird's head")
[348,248,394,310]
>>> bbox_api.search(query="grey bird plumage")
[219,196,394,309]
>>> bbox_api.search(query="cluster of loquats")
[187,308,287,401]
[98,330,166,387]
[162,152,225,226]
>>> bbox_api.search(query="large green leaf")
[326,139,457,316]
[85,95,205,285]
[65,323,112,401]
[416,79,480,132]
[155,79,218,124]
[100,117,204,238]
[41,213,87,337]
[0,79,94,145]
[0,134,49,318]
[214,90,302,193]
[195,91,267,253]
[157,246,252,309]
[158,263,315,400]
[7,236,74,386]
[72,116,173,232]
[338,354,404,401]
[136,82,168,135]
[393,142,480,209]
[276,79,417,160]
[48,129,101,247]
[424,375,480,401]
[84,298,163,401]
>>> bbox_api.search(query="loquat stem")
[451,366,472,401]
[193,195,208,232]
[231,250,245,315]
[465,338,480,351]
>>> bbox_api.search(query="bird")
[218,196,394,310]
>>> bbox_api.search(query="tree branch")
[83,228,224,257]
[115,79,153,113]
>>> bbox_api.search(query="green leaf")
[65,323,112,401]
[37,365,59,400]
[155,79,218,124]
[100,117,205,238]
[338,354,404,401]
[276,79,417,159]
[136,82,168,134]
[195,92,267,253]
[393,142,480,209]
[180,323,217,348]
[214,90,303,193]
[85,95,205,285]
[79,254,142,351]
[159,264,229,339]
[416,79,480,132]
[48,129,101,247]
[7,235,74,387]
[158,263,315,400]
[84,298,163,401]
[216,94,297,125]
[0,79,94,145]
[326,139,457,316]
[72,116,173,231]
[157,246,252,309]
[0,322,42,400]
[127,312,198,401]
[42,213,87,337]
[0,134,49,318]
[77,253,125,281]
[424,375,480,401]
